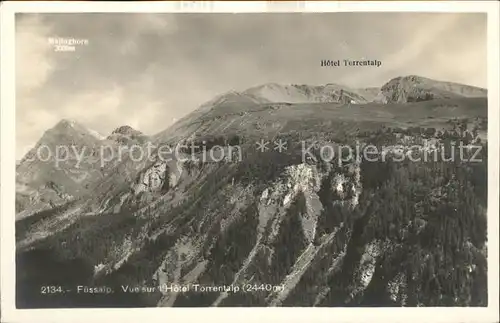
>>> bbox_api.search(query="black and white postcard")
[1,2,499,323]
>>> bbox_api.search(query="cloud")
[16,15,58,158]
[60,85,124,124]
[15,85,124,158]
[116,15,178,55]
[16,15,54,95]
[341,13,486,88]
[16,105,60,158]
[14,13,487,160]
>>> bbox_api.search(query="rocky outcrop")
[107,125,149,146]
[376,75,487,103]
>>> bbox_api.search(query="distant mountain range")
[16,75,488,308]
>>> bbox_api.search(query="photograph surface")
[8,9,494,312]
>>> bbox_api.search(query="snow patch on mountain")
[134,161,168,194]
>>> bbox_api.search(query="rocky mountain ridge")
[153,75,485,143]
[200,75,486,110]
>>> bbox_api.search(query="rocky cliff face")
[107,125,149,146]
[15,76,488,308]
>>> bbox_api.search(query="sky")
[15,12,487,159]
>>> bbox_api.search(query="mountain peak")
[48,119,106,140]
[399,75,426,81]
[110,125,142,136]
[48,119,92,136]
[250,82,283,90]
[17,119,104,166]
[55,118,78,128]
[391,75,438,85]
[197,90,268,112]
